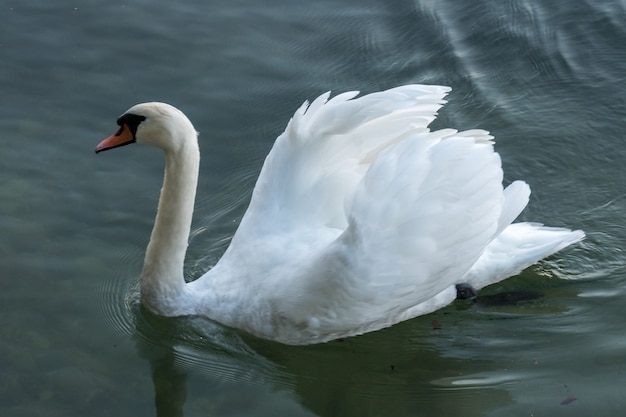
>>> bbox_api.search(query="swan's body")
[96,85,584,345]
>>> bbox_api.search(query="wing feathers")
[333,130,505,313]
[218,84,583,342]
[239,84,452,235]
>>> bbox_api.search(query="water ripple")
[431,370,535,389]
[95,229,296,387]
[97,246,144,339]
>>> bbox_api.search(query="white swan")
[96,85,584,345]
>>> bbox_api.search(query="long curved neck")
[141,135,200,315]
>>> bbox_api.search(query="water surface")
[1,0,625,416]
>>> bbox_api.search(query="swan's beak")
[95,124,135,153]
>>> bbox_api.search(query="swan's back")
[192,85,583,345]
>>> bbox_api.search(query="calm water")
[1,0,625,416]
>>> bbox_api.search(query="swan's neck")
[141,137,199,315]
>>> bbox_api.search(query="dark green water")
[1,0,624,416]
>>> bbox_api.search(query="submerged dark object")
[455,283,543,306]
[475,289,543,306]
[560,395,577,405]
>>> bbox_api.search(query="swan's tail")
[462,223,586,290]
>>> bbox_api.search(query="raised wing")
[282,129,507,340]
[231,85,452,243]
[217,86,518,343]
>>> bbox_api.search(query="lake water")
[1,0,625,416]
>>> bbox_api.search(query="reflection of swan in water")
[137,311,515,417]
[96,84,584,345]
[134,312,297,417]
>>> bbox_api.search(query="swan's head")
[96,102,197,154]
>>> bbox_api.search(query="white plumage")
[96,85,584,345]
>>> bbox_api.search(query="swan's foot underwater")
[475,289,543,306]
[455,283,544,306]
[455,283,477,300]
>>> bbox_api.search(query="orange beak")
[95,124,135,153]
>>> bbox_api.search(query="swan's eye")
[116,113,147,137]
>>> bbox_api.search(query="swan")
[95,84,584,345]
